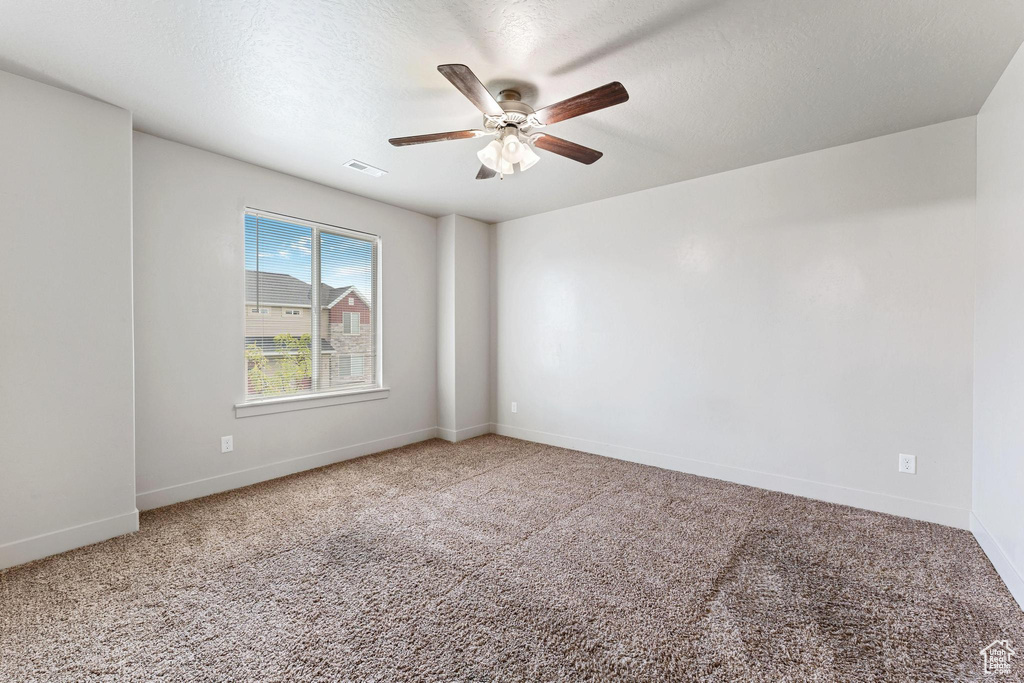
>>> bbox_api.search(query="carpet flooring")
[1,435,1022,681]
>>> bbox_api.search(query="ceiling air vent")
[342,159,388,177]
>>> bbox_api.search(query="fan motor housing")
[494,89,534,125]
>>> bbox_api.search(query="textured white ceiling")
[1,0,1022,223]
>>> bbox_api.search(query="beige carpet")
[1,435,1021,682]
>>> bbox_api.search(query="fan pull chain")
[498,133,505,180]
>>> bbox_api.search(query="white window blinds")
[244,210,379,401]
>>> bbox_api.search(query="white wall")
[132,133,438,508]
[492,118,977,528]
[437,217,457,436]
[973,41,1024,608]
[437,215,491,441]
[0,70,137,569]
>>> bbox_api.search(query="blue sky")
[245,215,374,300]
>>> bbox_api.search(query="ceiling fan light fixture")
[519,144,540,172]
[477,139,503,171]
[501,129,526,164]
[390,65,628,180]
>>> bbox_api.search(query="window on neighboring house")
[244,210,379,401]
[338,354,365,378]
[343,311,360,335]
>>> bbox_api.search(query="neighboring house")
[244,270,373,390]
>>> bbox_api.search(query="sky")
[244,214,374,301]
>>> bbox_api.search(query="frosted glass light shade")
[519,145,540,171]
[477,139,503,171]
[502,133,526,163]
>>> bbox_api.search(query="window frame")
[238,208,384,414]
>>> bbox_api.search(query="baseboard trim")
[136,427,439,510]
[971,512,1024,611]
[491,423,970,529]
[438,423,492,443]
[0,509,139,571]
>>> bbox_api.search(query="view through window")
[244,211,378,400]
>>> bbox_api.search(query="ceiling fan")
[388,64,629,180]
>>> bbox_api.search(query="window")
[338,354,365,378]
[343,311,360,335]
[244,210,379,402]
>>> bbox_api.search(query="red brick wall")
[328,293,371,324]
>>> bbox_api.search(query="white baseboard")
[439,423,492,443]
[0,509,139,571]
[971,512,1024,611]
[136,427,439,510]
[455,423,493,441]
[491,423,970,529]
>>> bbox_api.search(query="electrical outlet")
[898,453,916,474]
[511,402,518,414]
[221,435,233,453]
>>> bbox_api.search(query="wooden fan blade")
[533,82,628,125]
[437,64,504,117]
[476,165,497,180]
[533,134,603,164]
[389,130,488,146]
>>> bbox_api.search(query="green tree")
[246,333,312,396]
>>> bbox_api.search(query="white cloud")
[327,263,371,286]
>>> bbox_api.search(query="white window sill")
[235,386,389,418]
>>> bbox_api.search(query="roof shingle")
[245,270,355,308]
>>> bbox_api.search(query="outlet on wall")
[898,453,916,474]
[511,402,518,414]
[221,435,233,453]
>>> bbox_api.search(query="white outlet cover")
[899,453,916,474]
[221,435,233,453]
[511,402,517,414]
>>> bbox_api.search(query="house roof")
[245,270,364,308]
[325,285,371,309]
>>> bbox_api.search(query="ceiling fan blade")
[476,165,497,180]
[437,64,504,117]
[532,82,629,125]
[533,134,603,164]
[389,130,488,146]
